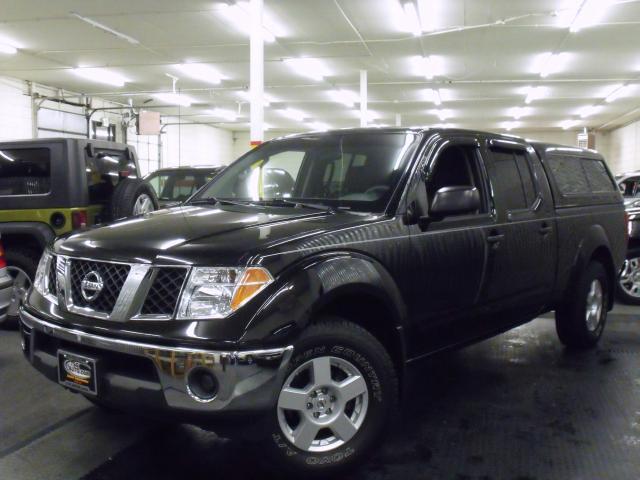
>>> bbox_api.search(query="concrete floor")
[2,307,640,480]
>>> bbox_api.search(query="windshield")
[193,132,419,212]
[147,169,222,202]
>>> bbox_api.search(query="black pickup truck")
[19,128,625,476]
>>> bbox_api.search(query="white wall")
[231,130,296,160]
[607,119,640,175]
[0,77,32,140]
[162,122,233,169]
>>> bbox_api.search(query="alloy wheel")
[619,257,640,298]
[133,194,154,215]
[585,278,604,332]
[277,356,369,453]
[7,266,32,317]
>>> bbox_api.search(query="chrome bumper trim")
[20,307,294,412]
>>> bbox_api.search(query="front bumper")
[19,306,293,418]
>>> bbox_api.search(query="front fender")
[238,252,407,346]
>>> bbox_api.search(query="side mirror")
[430,186,480,217]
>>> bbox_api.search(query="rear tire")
[262,318,398,477]
[108,178,159,221]
[556,261,609,349]
[2,248,39,329]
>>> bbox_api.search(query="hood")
[54,204,367,266]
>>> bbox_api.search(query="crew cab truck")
[18,128,625,476]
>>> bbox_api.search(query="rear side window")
[547,155,615,195]
[489,147,537,211]
[0,148,50,196]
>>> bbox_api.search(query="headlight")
[176,267,274,320]
[33,251,52,296]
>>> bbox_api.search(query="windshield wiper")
[253,198,336,213]
[188,197,252,207]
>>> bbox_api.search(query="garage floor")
[2,307,640,480]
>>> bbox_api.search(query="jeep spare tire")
[108,178,159,220]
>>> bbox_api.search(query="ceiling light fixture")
[72,67,128,87]
[560,119,578,130]
[217,1,284,43]
[328,89,359,107]
[568,0,613,32]
[400,1,422,36]
[280,108,306,122]
[539,52,566,78]
[417,0,437,32]
[175,63,222,85]
[434,109,451,121]
[308,122,330,131]
[0,43,17,54]
[237,90,275,106]
[605,84,633,103]
[204,108,238,121]
[503,121,519,131]
[510,106,530,119]
[70,12,140,44]
[413,55,435,79]
[153,92,194,107]
[524,86,545,104]
[425,88,441,105]
[283,57,330,81]
[578,105,601,118]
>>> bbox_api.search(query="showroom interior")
[2,0,640,479]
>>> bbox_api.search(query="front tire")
[616,256,640,305]
[556,261,609,349]
[2,248,39,329]
[263,318,398,477]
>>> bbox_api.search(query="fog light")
[186,367,219,402]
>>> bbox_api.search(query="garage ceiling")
[1,0,639,132]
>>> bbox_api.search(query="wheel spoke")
[330,413,358,443]
[336,375,367,402]
[312,357,333,386]
[292,418,320,450]
[278,387,309,411]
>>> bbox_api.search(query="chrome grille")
[141,268,188,316]
[69,259,130,313]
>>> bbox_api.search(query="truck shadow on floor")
[83,320,638,480]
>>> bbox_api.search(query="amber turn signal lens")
[230,267,273,311]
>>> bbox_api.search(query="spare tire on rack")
[108,178,159,221]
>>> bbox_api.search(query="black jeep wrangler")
[0,138,158,326]
[19,128,625,476]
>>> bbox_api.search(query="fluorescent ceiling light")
[175,63,222,85]
[560,119,578,130]
[509,106,530,119]
[524,86,545,104]
[280,108,306,121]
[434,109,451,121]
[204,108,238,121]
[538,52,566,78]
[578,105,601,118]
[72,67,128,87]
[308,122,330,131]
[0,43,17,54]
[237,90,275,106]
[417,0,438,32]
[568,0,613,32]
[401,1,422,36]
[153,92,193,107]
[70,12,140,44]
[283,58,330,81]
[503,121,519,131]
[605,84,633,103]
[328,89,359,107]
[425,88,441,105]
[413,55,436,79]
[217,2,285,43]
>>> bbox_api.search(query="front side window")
[0,148,50,196]
[194,133,419,212]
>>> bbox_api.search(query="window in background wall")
[91,120,116,141]
[127,126,160,176]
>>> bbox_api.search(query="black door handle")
[487,233,504,246]
[539,223,552,235]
